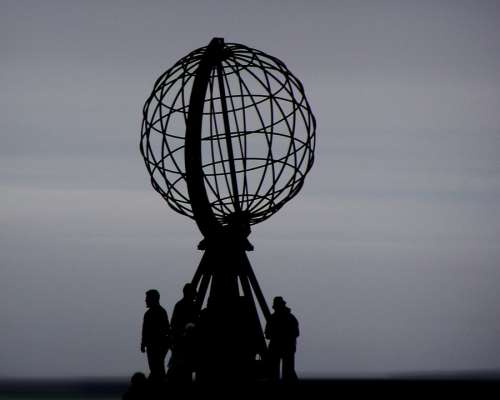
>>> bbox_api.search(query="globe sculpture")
[140,37,315,378]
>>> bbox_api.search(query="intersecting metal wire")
[140,42,316,227]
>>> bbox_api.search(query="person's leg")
[146,347,155,378]
[282,351,298,382]
[157,345,167,377]
[267,347,281,381]
[147,345,167,380]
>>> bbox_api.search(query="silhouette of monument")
[140,38,315,381]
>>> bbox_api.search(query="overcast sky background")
[1,0,500,378]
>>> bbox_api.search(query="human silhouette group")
[125,284,299,395]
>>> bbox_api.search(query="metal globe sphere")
[140,40,316,228]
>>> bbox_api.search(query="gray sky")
[1,0,500,378]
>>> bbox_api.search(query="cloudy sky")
[1,0,500,378]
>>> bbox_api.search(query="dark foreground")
[1,377,500,399]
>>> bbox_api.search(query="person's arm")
[293,315,299,338]
[141,313,147,353]
[163,309,172,349]
[264,318,271,339]
[164,309,171,335]
[170,304,178,333]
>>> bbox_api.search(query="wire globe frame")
[140,41,316,229]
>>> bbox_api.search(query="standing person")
[167,283,198,383]
[265,296,300,382]
[170,283,198,339]
[141,289,170,381]
[166,322,198,384]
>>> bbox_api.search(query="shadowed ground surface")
[1,376,499,398]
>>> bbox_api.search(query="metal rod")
[216,61,241,212]
[195,270,212,311]
[191,249,209,288]
[242,252,271,320]
[184,38,223,237]
[238,271,268,355]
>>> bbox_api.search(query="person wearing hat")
[264,296,300,381]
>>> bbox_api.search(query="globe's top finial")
[140,38,316,238]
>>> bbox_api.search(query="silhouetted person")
[265,296,299,382]
[141,289,170,381]
[167,322,198,384]
[171,283,198,341]
[168,283,198,383]
[123,372,148,400]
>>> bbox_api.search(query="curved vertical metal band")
[185,38,225,237]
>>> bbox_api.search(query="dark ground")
[1,376,499,398]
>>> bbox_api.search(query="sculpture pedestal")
[190,239,270,381]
